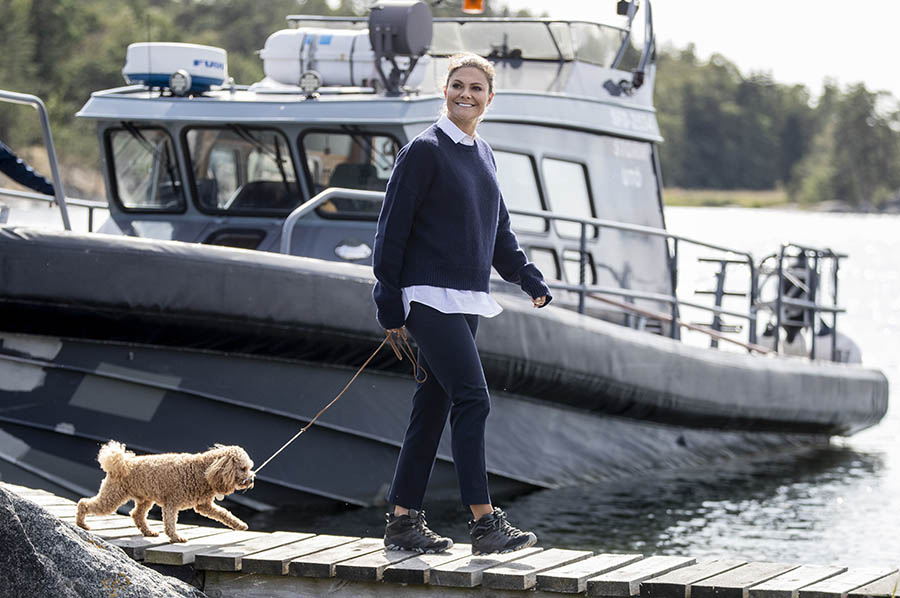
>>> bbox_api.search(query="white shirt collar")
[437,114,477,146]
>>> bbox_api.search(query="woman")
[373,53,552,555]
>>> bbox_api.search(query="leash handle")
[253,330,424,475]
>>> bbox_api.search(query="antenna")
[146,15,152,97]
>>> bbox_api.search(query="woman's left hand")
[532,296,548,308]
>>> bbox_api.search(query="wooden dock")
[3,482,896,598]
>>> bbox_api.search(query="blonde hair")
[445,52,496,94]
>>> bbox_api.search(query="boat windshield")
[183,125,302,216]
[106,125,185,212]
[431,20,626,66]
[300,129,400,220]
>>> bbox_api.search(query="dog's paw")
[142,530,160,537]
[168,534,187,543]
[233,521,249,531]
[77,522,91,531]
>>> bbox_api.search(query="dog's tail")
[97,440,135,476]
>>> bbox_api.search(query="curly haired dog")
[76,441,255,543]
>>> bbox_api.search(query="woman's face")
[443,66,494,130]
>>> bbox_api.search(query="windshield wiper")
[121,121,180,194]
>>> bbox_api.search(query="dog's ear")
[205,453,235,494]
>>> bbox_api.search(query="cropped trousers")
[386,302,491,510]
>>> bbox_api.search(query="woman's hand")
[385,327,406,338]
[532,296,548,308]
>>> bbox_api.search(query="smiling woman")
[372,51,553,555]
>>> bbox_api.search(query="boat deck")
[3,482,896,598]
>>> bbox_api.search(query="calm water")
[252,207,899,568]
[6,204,898,566]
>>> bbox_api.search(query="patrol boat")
[0,0,887,510]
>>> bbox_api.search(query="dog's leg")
[76,478,129,530]
[131,500,159,537]
[161,504,186,543]
[194,501,248,531]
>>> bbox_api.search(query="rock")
[0,486,206,598]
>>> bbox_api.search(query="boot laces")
[490,509,524,537]
[413,510,442,540]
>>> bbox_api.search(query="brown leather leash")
[253,329,424,475]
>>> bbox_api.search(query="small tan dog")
[76,440,255,542]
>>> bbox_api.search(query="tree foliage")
[0,0,898,207]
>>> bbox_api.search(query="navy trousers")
[386,302,491,509]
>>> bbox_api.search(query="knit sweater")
[372,124,551,329]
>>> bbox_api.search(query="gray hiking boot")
[468,508,537,555]
[384,509,454,553]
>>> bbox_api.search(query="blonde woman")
[373,53,552,554]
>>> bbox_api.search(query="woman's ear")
[487,91,494,106]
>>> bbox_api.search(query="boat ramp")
[2,482,895,598]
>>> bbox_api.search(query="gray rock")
[0,487,206,598]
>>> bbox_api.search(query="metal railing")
[280,187,384,254]
[0,89,109,232]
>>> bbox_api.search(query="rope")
[253,329,424,475]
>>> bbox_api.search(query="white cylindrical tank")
[259,28,428,89]
[123,43,228,91]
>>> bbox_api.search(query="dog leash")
[252,329,424,475]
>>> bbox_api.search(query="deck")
[3,482,896,598]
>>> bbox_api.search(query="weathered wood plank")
[40,504,79,517]
[537,553,645,593]
[108,526,232,560]
[194,531,314,572]
[641,560,748,598]
[144,530,263,565]
[749,566,848,598]
[692,563,801,598]
[335,546,426,582]
[429,547,544,588]
[848,572,900,598]
[289,538,385,578]
[382,544,474,585]
[482,548,593,590]
[67,515,135,529]
[800,569,899,598]
[242,534,358,576]
[586,555,697,597]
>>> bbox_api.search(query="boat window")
[183,126,301,215]
[493,150,547,233]
[300,130,399,220]
[430,21,625,65]
[528,247,561,281]
[541,158,596,238]
[563,249,597,285]
[105,126,185,212]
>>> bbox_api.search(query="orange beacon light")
[462,0,485,14]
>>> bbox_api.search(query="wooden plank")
[482,548,593,590]
[692,563,801,598]
[40,504,79,517]
[750,566,848,598]
[144,530,263,565]
[289,538,385,578]
[335,545,426,582]
[108,526,231,560]
[587,556,697,597]
[194,531,315,572]
[848,572,900,598]
[641,560,748,598]
[242,534,359,576]
[537,553,645,593]
[67,515,135,529]
[800,569,899,598]
[382,544,474,585]
[430,547,544,588]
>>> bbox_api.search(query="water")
[5,202,898,566]
[251,207,899,568]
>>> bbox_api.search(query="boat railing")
[0,89,108,232]
[507,207,847,361]
[280,187,385,254]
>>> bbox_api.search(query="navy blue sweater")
[0,141,55,196]
[372,124,551,329]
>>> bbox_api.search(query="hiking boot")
[468,508,537,555]
[384,509,454,553]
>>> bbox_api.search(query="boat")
[0,0,888,511]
